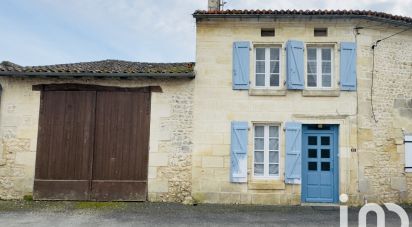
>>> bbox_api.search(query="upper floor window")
[254,124,280,179]
[255,47,280,88]
[307,47,333,89]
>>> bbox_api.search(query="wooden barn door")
[33,91,96,200]
[91,91,150,201]
[33,85,151,201]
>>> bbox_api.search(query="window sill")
[248,180,285,190]
[302,89,340,97]
[405,168,412,173]
[249,89,287,96]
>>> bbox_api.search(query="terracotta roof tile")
[0,60,195,78]
[193,9,412,25]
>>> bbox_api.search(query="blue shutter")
[286,40,304,90]
[230,121,248,183]
[233,41,250,90]
[340,42,357,91]
[285,122,302,184]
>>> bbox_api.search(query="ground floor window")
[253,124,280,178]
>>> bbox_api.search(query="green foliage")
[74,202,123,209]
[23,195,33,201]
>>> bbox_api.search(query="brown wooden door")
[34,91,96,200]
[91,91,150,201]
[33,87,150,201]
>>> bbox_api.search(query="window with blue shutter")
[285,122,302,184]
[230,121,248,183]
[233,42,250,90]
[340,42,357,91]
[286,40,304,90]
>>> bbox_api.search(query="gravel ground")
[0,201,410,226]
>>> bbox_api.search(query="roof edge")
[0,71,195,79]
[193,11,412,27]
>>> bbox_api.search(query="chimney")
[208,0,220,11]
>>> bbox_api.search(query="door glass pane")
[321,162,330,171]
[269,126,278,137]
[308,136,317,145]
[269,164,279,175]
[321,149,330,158]
[322,48,331,60]
[255,126,264,137]
[256,61,265,73]
[307,48,316,60]
[307,125,331,130]
[322,74,331,87]
[254,138,264,150]
[254,151,264,163]
[270,48,279,60]
[308,149,317,158]
[254,164,264,176]
[269,138,279,150]
[307,74,317,87]
[256,48,265,60]
[256,74,265,86]
[321,136,330,145]
[270,74,279,87]
[269,151,279,163]
[308,162,317,171]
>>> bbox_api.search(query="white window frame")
[306,46,334,89]
[253,124,280,179]
[405,134,412,172]
[254,47,281,89]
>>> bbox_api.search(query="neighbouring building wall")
[356,27,412,204]
[0,77,194,203]
[193,18,359,205]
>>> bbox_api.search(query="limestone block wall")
[193,19,359,205]
[0,77,194,202]
[356,27,412,204]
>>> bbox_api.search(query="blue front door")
[302,125,338,203]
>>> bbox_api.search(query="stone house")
[0,0,411,205]
[191,1,412,205]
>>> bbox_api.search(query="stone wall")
[148,80,194,203]
[0,77,194,202]
[356,27,412,204]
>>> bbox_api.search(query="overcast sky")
[1,0,411,66]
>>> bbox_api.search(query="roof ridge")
[20,60,194,68]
